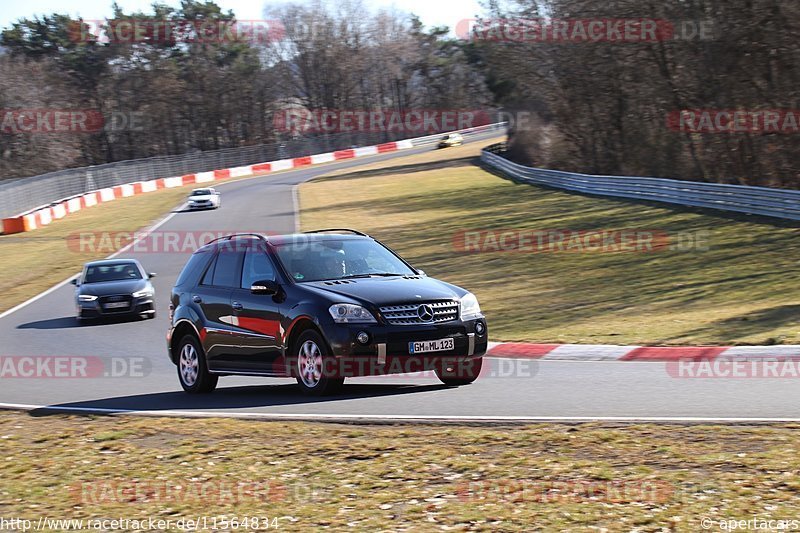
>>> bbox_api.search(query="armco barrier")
[1,123,506,235]
[481,143,800,221]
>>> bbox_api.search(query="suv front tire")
[176,334,218,393]
[291,330,344,396]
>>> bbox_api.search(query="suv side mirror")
[416,270,426,276]
[148,272,157,279]
[71,278,78,286]
[251,279,279,295]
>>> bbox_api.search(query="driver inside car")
[319,249,346,279]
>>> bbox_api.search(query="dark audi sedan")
[72,259,156,320]
[167,230,487,395]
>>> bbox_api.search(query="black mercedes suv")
[167,230,487,395]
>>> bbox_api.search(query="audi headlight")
[329,304,377,324]
[133,288,153,298]
[460,292,483,320]
[78,294,98,302]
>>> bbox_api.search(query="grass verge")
[300,142,800,345]
[0,411,798,531]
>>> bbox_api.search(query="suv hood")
[189,195,213,201]
[302,276,466,307]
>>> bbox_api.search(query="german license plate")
[408,338,454,354]
[104,302,128,309]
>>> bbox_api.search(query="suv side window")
[241,248,276,289]
[176,250,213,287]
[212,246,244,288]
[200,255,216,286]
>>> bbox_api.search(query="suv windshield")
[83,263,142,283]
[273,239,416,282]
[192,189,212,196]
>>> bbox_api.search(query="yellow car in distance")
[437,132,463,148]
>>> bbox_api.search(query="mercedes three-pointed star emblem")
[417,304,434,322]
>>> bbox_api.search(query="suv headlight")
[78,294,97,302]
[133,288,153,298]
[329,304,377,324]
[460,292,483,320]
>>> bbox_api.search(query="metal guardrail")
[481,143,800,221]
[0,121,507,220]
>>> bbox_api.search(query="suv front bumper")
[323,318,487,374]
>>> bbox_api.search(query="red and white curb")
[486,342,800,361]
[1,139,416,234]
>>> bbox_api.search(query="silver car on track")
[187,188,221,210]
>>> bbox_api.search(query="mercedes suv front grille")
[380,301,459,325]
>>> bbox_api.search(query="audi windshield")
[82,262,142,283]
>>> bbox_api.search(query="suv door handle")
[232,301,243,311]
[192,295,202,303]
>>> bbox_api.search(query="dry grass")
[1,411,799,531]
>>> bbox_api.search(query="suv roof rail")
[204,233,268,245]
[303,228,369,237]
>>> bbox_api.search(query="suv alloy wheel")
[177,334,218,393]
[292,330,344,396]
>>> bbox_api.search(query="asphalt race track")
[2,132,799,423]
